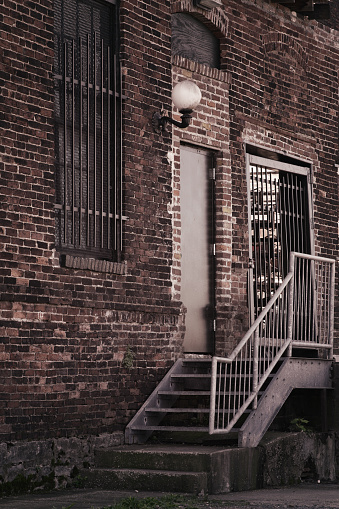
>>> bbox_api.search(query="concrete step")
[80,440,267,494]
[82,467,209,494]
[94,445,212,472]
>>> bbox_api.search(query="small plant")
[289,417,312,433]
[70,473,87,488]
[121,346,135,369]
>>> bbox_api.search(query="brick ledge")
[63,254,127,275]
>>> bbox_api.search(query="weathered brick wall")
[0,0,338,452]
[0,0,182,443]
[0,0,55,439]
[222,0,339,348]
[171,0,339,353]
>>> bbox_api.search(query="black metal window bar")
[54,0,123,261]
[249,158,312,320]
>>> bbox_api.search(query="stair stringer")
[238,358,333,448]
[125,359,186,444]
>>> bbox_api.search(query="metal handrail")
[209,252,335,435]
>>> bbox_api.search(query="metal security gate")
[54,0,122,260]
[247,154,313,322]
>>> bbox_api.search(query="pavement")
[0,484,338,509]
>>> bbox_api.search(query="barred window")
[54,0,122,262]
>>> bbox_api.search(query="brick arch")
[171,0,229,38]
[262,32,309,72]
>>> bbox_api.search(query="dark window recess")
[172,13,220,69]
[54,0,123,262]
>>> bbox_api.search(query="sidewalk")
[0,484,338,509]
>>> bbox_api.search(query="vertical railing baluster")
[296,255,301,342]
[119,61,123,255]
[269,172,276,301]
[326,263,331,347]
[286,173,292,260]
[317,261,322,343]
[252,328,259,409]
[299,180,304,253]
[287,252,295,357]
[291,174,296,252]
[251,165,257,323]
[79,37,83,248]
[93,32,97,247]
[223,362,228,428]
[260,166,268,314]
[87,33,90,246]
[227,362,232,426]
[113,53,117,252]
[294,175,300,252]
[107,45,111,250]
[63,41,68,245]
[324,262,329,344]
[217,362,221,429]
[71,39,75,246]
[329,260,335,359]
[209,357,217,434]
[264,167,272,305]
[307,258,311,344]
[101,38,104,249]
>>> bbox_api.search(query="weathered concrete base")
[0,431,337,495]
[262,432,337,486]
[81,431,338,494]
[0,432,124,495]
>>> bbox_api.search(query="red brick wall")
[0,0,338,445]
[0,0,182,442]
[171,0,339,353]
[225,0,339,347]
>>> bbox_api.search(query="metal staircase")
[125,357,213,445]
[126,253,335,447]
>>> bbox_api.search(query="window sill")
[63,254,127,275]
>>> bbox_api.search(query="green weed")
[121,346,135,369]
[289,417,313,433]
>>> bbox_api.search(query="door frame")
[180,143,216,354]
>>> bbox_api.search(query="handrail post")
[287,252,295,357]
[252,329,259,409]
[209,356,217,434]
[329,261,335,359]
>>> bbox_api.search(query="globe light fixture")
[152,80,202,133]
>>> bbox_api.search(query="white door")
[180,145,214,353]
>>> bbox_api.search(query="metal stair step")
[130,425,210,432]
[171,373,211,379]
[182,358,211,363]
[145,406,251,415]
[158,390,211,396]
[146,407,209,413]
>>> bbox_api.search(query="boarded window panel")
[172,13,220,69]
